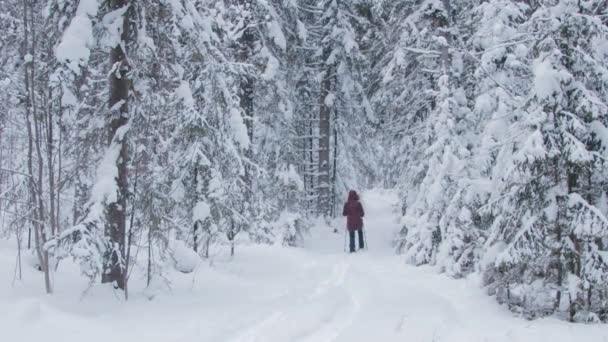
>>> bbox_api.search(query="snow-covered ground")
[1,190,606,342]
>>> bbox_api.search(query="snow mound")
[168,239,200,273]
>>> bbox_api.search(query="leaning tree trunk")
[102,0,130,292]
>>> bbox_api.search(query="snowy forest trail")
[1,190,606,342]
[211,190,605,342]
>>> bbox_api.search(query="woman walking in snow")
[343,190,365,253]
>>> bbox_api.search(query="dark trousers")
[349,229,364,252]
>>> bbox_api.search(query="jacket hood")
[348,190,359,201]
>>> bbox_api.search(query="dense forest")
[1,0,607,323]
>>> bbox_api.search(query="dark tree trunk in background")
[237,0,255,202]
[102,0,130,291]
[193,165,199,253]
[193,221,199,252]
[331,116,337,218]
[317,65,332,217]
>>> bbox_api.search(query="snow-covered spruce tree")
[483,0,608,322]
[332,1,381,211]
[218,0,308,246]
[310,0,378,217]
[371,1,419,190]
[126,1,187,286]
[48,0,118,250]
[163,0,253,257]
[446,0,533,277]
[241,1,310,245]
[53,8,117,265]
[0,0,25,237]
[49,0,134,293]
[288,1,320,214]
[389,0,474,268]
[223,0,258,243]
[314,0,335,217]
[46,0,106,230]
[373,0,439,197]
[422,0,489,277]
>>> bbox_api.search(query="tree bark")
[102,0,130,291]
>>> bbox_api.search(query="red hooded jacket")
[342,190,364,230]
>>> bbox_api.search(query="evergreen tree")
[483,0,608,321]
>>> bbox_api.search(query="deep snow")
[1,190,607,342]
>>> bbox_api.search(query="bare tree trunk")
[56,86,64,235]
[45,88,57,238]
[22,0,51,294]
[34,97,52,295]
[102,0,130,292]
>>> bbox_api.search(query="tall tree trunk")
[102,0,130,291]
[308,109,315,212]
[56,91,63,235]
[331,120,337,218]
[45,89,57,238]
[22,0,51,294]
[237,0,255,205]
[34,92,51,295]
[232,0,255,245]
[317,66,332,217]
[147,215,152,287]
[193,165,199,253]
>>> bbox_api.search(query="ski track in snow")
[308,258,350,300]
[227,257,356,342]
[1,189,607,342]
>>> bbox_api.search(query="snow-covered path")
[1,190,606,342]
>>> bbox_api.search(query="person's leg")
[349,230,355,252]
[358,228,364,249]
